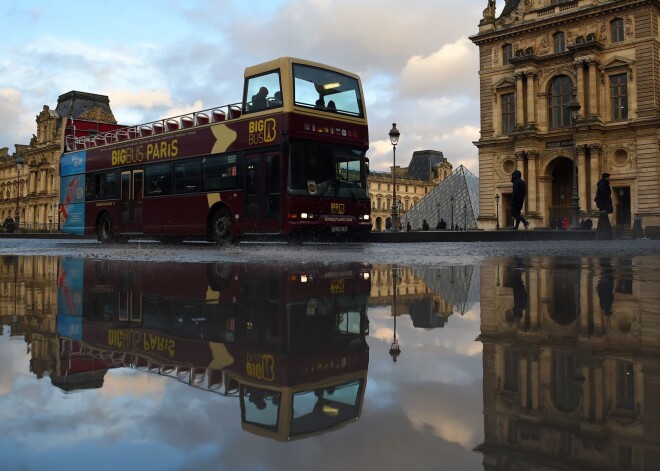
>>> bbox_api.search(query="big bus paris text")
[59,57,371,243]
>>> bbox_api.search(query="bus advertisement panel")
[59,57,371,243]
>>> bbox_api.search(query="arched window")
[548,76,572,129]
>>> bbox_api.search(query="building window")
[611,18,624,42]
[502,93,516,134]
[610,74,628,121]
[616,361,635,410]
[502,44,513,65]
[553,32,565,53]
[548,75,572,129]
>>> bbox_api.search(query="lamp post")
[450,196,454,230]
[463,203,467,230]
[14,153,24,230]
[389,123,400,233]
[436,202,440,229]
[495,194,500,230]
[567,88,581,230]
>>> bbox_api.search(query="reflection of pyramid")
[413,266,480,315]
[401,165,479,230]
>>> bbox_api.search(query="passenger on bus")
[251,87,269,111]
[271,91,282,106]
[315,97,325,108]
[327,100,337,112]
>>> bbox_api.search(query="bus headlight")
[361,214,370,221]
[300,213,315,219]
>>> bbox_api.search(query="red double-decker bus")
[59,57,371,242]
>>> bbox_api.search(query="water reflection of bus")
[56,258,371,440]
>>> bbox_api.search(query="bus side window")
[174,161,201,193]
[145,163,172,196]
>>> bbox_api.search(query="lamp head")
[15,153,24,171]
[389,123,400,147]
[567,88,581,123]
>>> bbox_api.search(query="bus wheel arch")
[208,205,235,244]
[96,212,114,243]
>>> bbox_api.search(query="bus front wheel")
[210,209,233,244]
[97,214,113,243]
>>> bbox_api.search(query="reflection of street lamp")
[14,153,24,230]
[495,194,500,230]
[567,88,581,230]
[389,123,400,233]
[450,196,454,230]
[389,265,401,362]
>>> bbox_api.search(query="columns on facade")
[587,59,599,116]
[525,70,537,126]
[577,145,588,210]
[527,151,539,214]
[515,71,525,126]
[574,60,586,117]
[588,144,602,212]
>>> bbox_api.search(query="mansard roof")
[55,91,117,123]
[500,0,521,18]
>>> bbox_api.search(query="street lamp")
[567,88,581,230]
[463,203,467,230]
[389,123,400,233]
[436,202,440,229]
[14,153,25,230]
[495,194,500,230]
[450,196,454,230]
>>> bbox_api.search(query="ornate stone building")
[0,91,117,231]
[471,0,660,234]
[478,256,660,469]
[368,150,453,231]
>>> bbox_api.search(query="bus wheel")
[210,209,233,244]
[97,214,113,243]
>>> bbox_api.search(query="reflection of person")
[511,267,527,323]
[511,170,529,230]
[597,258,614,316]
[594,172,613,214]
[251,87,269,110]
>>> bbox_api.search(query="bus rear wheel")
[97,214,113,243]
[210,209,234,244]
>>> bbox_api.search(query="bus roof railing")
[64,102,244,152]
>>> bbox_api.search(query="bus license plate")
[331,226,348,233]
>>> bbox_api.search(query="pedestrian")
[422,219,430,231]
[3,216,15,233]
[594,172,613,214]
[562,217,568,230]
[585,217,593,230]
[385,218,392,232]
[406,221,412,232]
[510,170,529,230]
[437,218,447,230]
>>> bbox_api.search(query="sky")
[0,0,500,176]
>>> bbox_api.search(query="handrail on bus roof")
[64,101,246,152]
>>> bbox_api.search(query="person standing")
[511,170,529,230]
[594,172,613,214]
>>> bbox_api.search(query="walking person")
[510,170,529,230]
[594,172,614,240]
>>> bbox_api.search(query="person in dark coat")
[594,172,613,214]
[510,170,529,230]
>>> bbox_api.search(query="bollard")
[595,210,613,240]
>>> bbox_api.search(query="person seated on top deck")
[269,90,283,107]
[251,86,269,111]
[315,97,325,109]
[327,100,337,112]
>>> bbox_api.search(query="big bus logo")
[248,118,277,146]
[246,353,276,382]
[331,203,345,214]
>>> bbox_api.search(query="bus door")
[120,170,144,232]
[244,154,281,234]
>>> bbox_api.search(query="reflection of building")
[472,1,660,233]
[370,265,479,328]
[0,256,59,379]
[477,256,660,470]
[368,150,452,231]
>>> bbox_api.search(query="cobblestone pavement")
[1,238,659,265]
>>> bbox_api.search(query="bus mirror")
[365,158,370,175]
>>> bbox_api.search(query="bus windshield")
[293,63,364,117]
[288,142,368,199]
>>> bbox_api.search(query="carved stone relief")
[603,142,637,171]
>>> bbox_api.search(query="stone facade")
[471,0,660,234]
[369,150,453,231]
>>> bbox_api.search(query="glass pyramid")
[401,165,480,231]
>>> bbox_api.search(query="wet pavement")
[1,239,659,470]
